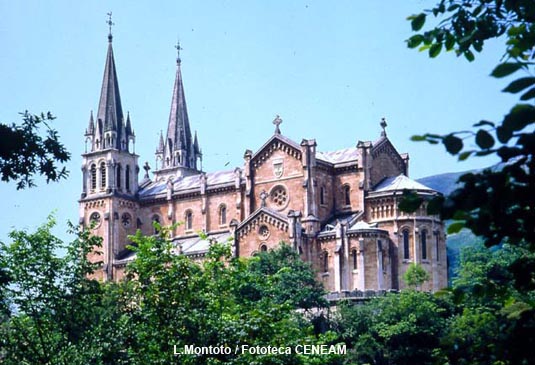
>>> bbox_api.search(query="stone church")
[80,30,448,292]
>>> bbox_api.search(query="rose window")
[259,225,270,239]
[270,186,287,208]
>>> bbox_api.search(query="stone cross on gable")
[143,161,151,179]
[273,115,282,134]
[380,117,388,137]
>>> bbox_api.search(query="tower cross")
[106,12,114,40]
[175,40,182,64]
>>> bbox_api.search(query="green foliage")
[0,111,70,189]
[122,229,341,364]
[404,1,535,253]
[0,221,342,364]
[247,243,328,310]
[443,243,535,364]
[0,216,128,364]
[335,291,452,365]
[403,263,430,289]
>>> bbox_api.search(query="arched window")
[116,164,122,190]
[320,186,325,205]
[125,165,131,192]
[185,210,193,231]
[219,205,227,225]
[152,215,160,235]
[352,249,358,270]
[403,229,410,260]
[100,162,106,190]
[260,244,267,252]
[90,164,97,191]
[343,185,351,205]
[421,230,428,260]
[322,251,329,272]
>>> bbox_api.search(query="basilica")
[80,30,448,292]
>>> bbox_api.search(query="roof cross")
[380,117,388,137]
[273,115,283,134]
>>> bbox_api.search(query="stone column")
[357,238,366,290]
[334,250,341,292]
[377,240,384,290]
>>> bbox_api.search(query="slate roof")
[177,231,233,256]
[372,174,434,193]
[316,147,359,165]
[138,169,237,198]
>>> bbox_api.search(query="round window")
[270,185,288,210]
[89,212,101,228]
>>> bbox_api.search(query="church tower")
[80,16,139,281]
[153,42,202,181]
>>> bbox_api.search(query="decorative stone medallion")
[273,159,284,178]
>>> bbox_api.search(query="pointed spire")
[96,14,125,150]
[157,130,165,153]
[162,41,195,168]
[194,131,200,154]
[125,111,132,135]
[86,110,95,136]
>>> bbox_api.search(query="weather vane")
[106,12,114,40]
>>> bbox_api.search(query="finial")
[273,114,283,134]
[260,190,268,208]
[143,161,151,179]
[175,39,182,65]
[106,12,114,42]
[380,117,387,137]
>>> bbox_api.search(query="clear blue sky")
[0,0,514,243]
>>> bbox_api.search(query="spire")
[125,111,132,135]
[86,110,95,136]
[194,131,200,154]
[157,130,164,153]
[160,41,197,170]
[93,12,126,151]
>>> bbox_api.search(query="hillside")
[417,170,481,284]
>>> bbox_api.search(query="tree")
[335,290,452,365]
[0,217,128,364]
[401,2,535,363]
[0,111,70,189]
[120,227,342,365]
[403,263,430,289]
[246,243,328,311]
[443,243,535,365]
